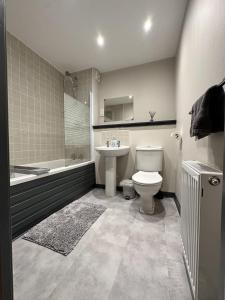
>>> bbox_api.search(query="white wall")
[98,58,176,124]
[175,0,225,199]
[94,58,177,193]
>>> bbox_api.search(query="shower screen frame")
[63,84,93,166]
[0,0,14,298]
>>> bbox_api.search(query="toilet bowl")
[132,171,162,214]
[132,146,163,214]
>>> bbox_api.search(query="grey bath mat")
[23,201,106,256]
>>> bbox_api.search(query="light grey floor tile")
[109,267,170,300]
[165,231,183,263]
[169,287,193,300]
[91,208,136,247]
[109,282,170,300]
[13,240,72,300]
[12,189,191,300]
[161,198,179,217]
[48,238,123,300]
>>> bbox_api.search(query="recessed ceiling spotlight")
[97,34,105,47]
[129,95,133,99]
[143,18,152,33]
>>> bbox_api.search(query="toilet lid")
[132,171,162,185]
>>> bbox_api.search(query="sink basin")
[95,145,130,197]
[95,146,130,157]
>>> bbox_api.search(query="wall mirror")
[104,96,134,122]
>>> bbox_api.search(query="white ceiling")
[6,0,188,73]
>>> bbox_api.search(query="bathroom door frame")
[219,103,225,299]
[0,0,14,299]
[90,91,95,161]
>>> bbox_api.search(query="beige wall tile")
[7,32,65,165]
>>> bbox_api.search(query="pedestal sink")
[95,146,130,197]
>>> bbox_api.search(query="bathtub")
[10,159,94,186]
[10,159,96,238]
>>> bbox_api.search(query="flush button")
[208,176,220,186]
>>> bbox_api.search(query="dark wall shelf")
[93,120,176,129]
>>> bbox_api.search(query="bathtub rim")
[10,160,95,186]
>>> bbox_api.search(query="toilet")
[132,146,163,214]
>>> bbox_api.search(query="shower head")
[64,71,78,98]
[64,71,78,83]
[65,71,72,77]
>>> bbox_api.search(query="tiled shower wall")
[7,33,65,165]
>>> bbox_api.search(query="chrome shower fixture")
[64,71,78,98]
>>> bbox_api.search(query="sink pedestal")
[105,157,116,197]
[95,146,130,198]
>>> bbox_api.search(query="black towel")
[189,85,224,139]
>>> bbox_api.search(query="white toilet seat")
[132,171,162,185]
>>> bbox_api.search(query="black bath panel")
[10,162,96,239]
